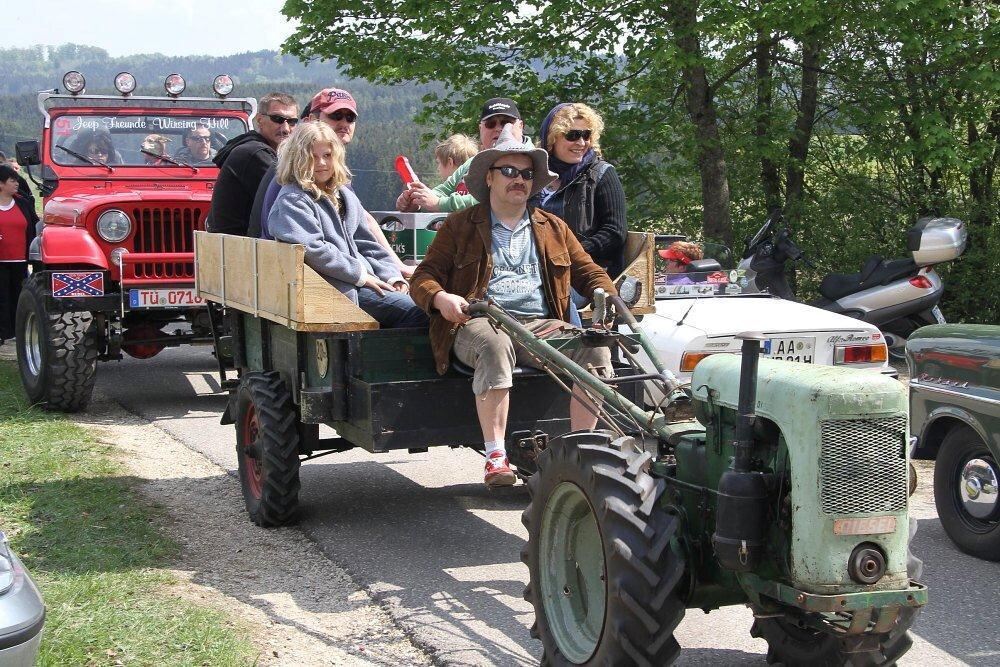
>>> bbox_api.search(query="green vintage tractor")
[469,298,925,666]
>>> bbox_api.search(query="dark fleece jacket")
[206,131,276,236]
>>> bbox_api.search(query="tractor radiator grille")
[130,206,202,279]
[819,417,908,515]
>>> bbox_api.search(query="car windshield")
[50,113,248,167]
[653,240,765,299]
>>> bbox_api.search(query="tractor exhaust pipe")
[713,333,769,572]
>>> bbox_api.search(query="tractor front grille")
[818,416,908,515]
[129,206,202,279]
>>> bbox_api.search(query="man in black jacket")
[206,92,298,236]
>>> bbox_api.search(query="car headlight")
[97,209,132,243]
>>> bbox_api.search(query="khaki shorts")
[453,317,613,396]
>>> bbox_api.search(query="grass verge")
[0,360,258,665]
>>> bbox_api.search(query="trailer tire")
[522,430,686,666]
[235,372,301,527]
[15,274,98,412]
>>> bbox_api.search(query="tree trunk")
[667,1,733,246]
[755,31,782,213]
[785,35,822,226]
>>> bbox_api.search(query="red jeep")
[14,71,256,411]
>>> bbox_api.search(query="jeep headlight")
[97,209,132,243]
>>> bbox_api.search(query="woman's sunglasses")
[490,165,535,180]
[326,111,357,123]
[266,113,299,127]
[564,129,593,142]
[482,116,516,130]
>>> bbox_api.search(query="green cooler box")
[371,211,445,263]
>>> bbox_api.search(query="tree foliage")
[283,0,999,321]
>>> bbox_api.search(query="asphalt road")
[94,347,997,666]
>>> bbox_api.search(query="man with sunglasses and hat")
[411,125,617,488]
[207,92,298,236]
[396,97,527,214]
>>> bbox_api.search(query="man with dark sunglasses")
[207,92,298,236]
[411,125,616,488]
[396,97,528,214]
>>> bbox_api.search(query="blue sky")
[9,0,296,57]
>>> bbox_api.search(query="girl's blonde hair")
[434,133,478,166]
[546,103,605,157]
[276,121,351,200]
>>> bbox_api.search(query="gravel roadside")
[69,383,434,667]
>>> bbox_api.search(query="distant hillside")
[0,44,450,209]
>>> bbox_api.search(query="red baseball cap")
[658,248,693,264]
[309,88,358,117]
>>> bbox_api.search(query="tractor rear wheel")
[15,274,99,412]
[234,372,301,527]
[751,520,923,666]
[521,430,686,665]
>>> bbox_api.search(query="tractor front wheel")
[15,274,99,412]
[522,430,686,665]
[234,372,301,527]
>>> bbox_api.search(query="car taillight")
[835,343,888,364]
[909,275,933,289]
[680,351,715,372]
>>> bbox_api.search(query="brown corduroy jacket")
[410,203,617,375]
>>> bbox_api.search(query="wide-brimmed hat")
[466,125,556,204]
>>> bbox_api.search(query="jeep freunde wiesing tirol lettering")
[13,71,256,411]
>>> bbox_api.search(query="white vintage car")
[626,240,894,404]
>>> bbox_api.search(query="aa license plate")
[129,288,204,309]
[764,337,815,363]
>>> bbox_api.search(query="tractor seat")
[451,358,546,378]
[819,257,918,300]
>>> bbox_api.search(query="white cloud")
[8,0,297,57]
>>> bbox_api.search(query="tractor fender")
[40,226,109,269]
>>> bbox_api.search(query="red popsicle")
[394,155,419,186]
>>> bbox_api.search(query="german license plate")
[764,337,815,363]
[129,288,204,308]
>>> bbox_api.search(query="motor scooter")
[738,211,967,359]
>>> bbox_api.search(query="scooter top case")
[907,217,967,266]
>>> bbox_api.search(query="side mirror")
[15,141,41,166]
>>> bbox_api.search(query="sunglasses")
[266,113,299,127]
[564,129,593,142]
[482,116,516,130]
[326,111,357,123]
[188,135,212,143]
[490,165,535,180]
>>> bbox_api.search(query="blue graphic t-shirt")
[488,211,549,319]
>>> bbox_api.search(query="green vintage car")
[907,324,1000,561]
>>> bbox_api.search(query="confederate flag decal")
[51,272,105,298]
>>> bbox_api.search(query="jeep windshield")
[50,113,248,167]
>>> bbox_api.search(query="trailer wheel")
[235,372,301,527]
[522,430,686,665]
[751,522,923,666]
[934,425,1000,561]
[15,274,99,412]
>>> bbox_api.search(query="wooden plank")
[194,231,379,331]
[616,231,656,312]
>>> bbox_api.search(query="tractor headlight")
[97,209,132,243]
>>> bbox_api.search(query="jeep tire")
[15,274,99,412]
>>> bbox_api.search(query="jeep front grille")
[130,206,202,279]
[819,417,908,514]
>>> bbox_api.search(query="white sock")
[485,440,505,457]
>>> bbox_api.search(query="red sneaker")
[484,451,516,488]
